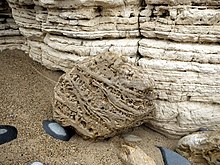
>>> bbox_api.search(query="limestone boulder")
[176,131,220,165]
[53,53,155,139]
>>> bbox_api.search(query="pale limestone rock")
[27,40,42,63]
[38,0,140,8]
[140,5,220,43]
[0,0,24,51]
[147,101,220,138]
[44,34,139,57]
[145,0,220,5]
[139,39,220,64]
[138,0,220,138]
[176,131,220,165]
[6,0,140,70]
[42,6,140,39]
[19,27,44,41]
[41,44,87,72]
[119,144,156,165]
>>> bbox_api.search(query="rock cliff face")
[139,0,220,138]
[6,0,141,71]
[2,0,220,139]
[0,0,24,51]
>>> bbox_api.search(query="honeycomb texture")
[53,53,155,139]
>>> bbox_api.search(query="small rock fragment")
[119,144,156,165]
[122,134,142,142]
[177,130,220,165]
[42,120,73,141]
[0,125,18,145]
[157,147,191,165]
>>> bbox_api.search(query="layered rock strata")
[7,0,46,63]
[0,0,24,51]
[139,0,220,138]
[53,53,155,139]
[6,0,141,71]
[2,0,220,139]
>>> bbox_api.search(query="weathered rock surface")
[1,0,220,139]
[139,0,220,138]
[119,144,157,165]
[177,131,220,165]
[6,0,140,71]
[53,53,155,139]
[0,0,24,51]
[140,5,220,43]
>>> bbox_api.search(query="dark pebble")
[42,120,74,141]
[197,127,212,132]
[0,125,18,145]
[157,146,191,165]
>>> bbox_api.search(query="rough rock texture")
[53,53,155,139]
[6,0,140,71]
[139,0,220,138]
[0,0,24,51]
[176,131,220,165]
[2,0,220,139]
[119,144,157,165]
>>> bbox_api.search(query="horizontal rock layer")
[139,0,220,138]
[140,5,220,43]
[0,0,24,51]
[145,0,220,5]
[2,0,220,139]
[6,0,140,71]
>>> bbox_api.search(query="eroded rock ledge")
[0,0,24,51]
[2,0,220,141]
[6,0,140,71]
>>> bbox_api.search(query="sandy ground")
[0,49,178,165]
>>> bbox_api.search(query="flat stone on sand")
[0,125,18,145]
[48,122,67,136]
[122,134,142,142]
[42,120,72,141]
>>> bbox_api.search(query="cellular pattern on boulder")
[53,53,155,139]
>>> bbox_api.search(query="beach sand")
[0,49,178,165]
